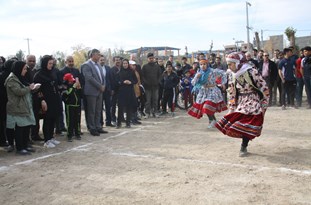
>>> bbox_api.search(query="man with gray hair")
[81,49,108,136]
[245,51,259,69]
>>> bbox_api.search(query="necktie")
[94,63,103,83]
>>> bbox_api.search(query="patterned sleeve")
[226,73,236,111]
[251,68,270,108]
[191,72,200,86]
[219,69,228,85]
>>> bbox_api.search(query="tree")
[71,44,90,69]
[16,49,25,61]
[53,51,66,69]
[285,27,296,48]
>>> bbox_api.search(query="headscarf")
[3,59,17,72]
[225,52,247,70]
[40,55,54,71]
[12,61,28,86]
[226,52,252,78]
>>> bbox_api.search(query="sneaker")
[16,149,31,155]
[207,120,216,129]
[239,146,248,157]
[50,138,60,145]
[44,140,56,148]
[6,145,15,153]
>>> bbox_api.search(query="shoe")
[44,140,56,148]
[116,124,121,129]
[61,128,67,132]
[239,146,248,157]
[80,131,84,135]
[6,145,15,153]
[132,120,142,125]
[171,112,175,117]
[106,123,116,127]
[97,129,108,134]
[75,135,81,140]
[16,149,31,155]
[26,147,36,152]
[31,135,44,141]
[125,124,131,128]
[136,117,141,121]
[207,120,216,129]
[90,130,100,136]
[159,111,168,116]
[50,138,60,145]
[67,136,73,142]
[281,105,286,110]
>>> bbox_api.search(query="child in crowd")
[62,73,82,142]
[180,70,193,110]
[160,62,179,116]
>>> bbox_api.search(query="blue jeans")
[295,78,304,107]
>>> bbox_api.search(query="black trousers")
[242,137,250,148]
[15,125,30,151]
[101,91,112,126]
[0,105,7,144]
[281,80,296,106]
[117,105,132,126]
[65,105,80,137]
[7,128,15,146]
[111,92,118,123]
[43,116,56,142]
[162,88,174,112]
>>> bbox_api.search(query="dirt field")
[0,105,311,205]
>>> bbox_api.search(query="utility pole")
[25,38,31,55]
[246,1,251,51]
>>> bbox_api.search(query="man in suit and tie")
[81,49,108,136]
[98,54,114,127]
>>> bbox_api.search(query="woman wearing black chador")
[33,55,62,148]
[115,59,138,128]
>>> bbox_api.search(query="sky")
[1,0,311,58]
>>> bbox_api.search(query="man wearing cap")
[141,53,163,117]
[81,49,108,136]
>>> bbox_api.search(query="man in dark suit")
[81,49,108,136]
[99,55,114,127]
[258,52,278,106]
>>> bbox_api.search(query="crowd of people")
[1,45,311,156]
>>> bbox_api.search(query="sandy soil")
[0,105,311,205]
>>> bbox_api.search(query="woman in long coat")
[34,55,62,148]
[116,59,138,128]
[5,61,36,155]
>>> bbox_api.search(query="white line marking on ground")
[112,152,311,176]
[0,126,155,172]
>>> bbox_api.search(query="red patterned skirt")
[215,112,264,140]
[188,100,227,119]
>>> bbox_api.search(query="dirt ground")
[0,104,311,205]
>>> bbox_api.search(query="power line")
[24,38,31,55]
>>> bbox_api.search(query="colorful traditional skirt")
[188,100,227,119]
[215,112,263,140]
